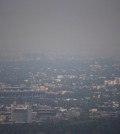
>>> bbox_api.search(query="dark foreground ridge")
[0,117,120,134]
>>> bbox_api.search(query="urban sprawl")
[0,55,120,123]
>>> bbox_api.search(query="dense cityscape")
[1,0,120,133]
[0,55,120,125]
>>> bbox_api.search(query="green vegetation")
[0,117,120,134]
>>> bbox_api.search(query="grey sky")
[0,0,120,56]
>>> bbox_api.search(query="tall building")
[11,106,32,123]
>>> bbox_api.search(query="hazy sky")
[0,0,120,56]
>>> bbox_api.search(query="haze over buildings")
[0,0,120,57]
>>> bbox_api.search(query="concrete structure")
[0,90,45,99]
[37,109,56,121]
[11,106,32,123]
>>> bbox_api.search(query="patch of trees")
[0,117,120,134]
